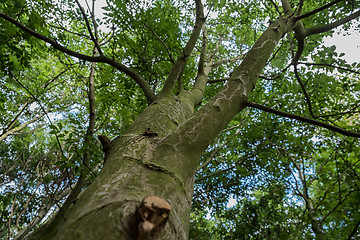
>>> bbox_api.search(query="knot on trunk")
[134,195,171,240]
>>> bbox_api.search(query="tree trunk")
[29,16,293,240]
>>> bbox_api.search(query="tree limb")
[281,0,293,14]
[50,46,98,223]
[159,0,205,97]
[211,54,244,69]
[144,23,175,63]
[321,190,355,223]
[197,24,207,75]
[207,78,229,83]
[0,114,45,142]
[2,100,31,133]
[247,101,360,138]
[295,0,344,21]
[348,217,360,240]
[10,73,65,155]
[74,0,103,55]
[296,0,305,15]
[298,61,360,75]
[0,11,156,103]
[305,10,360,37]
[14,187,72,240]
[269,0,281,15]
[294,65,316,118]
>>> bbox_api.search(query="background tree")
[0,0,359,239]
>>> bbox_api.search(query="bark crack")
[123,157,186,191]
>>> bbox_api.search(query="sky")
[324,28,360,64]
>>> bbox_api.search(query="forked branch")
[159,0,205,96]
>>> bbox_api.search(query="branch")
[247,101,360,138]
[90,0,100,41]
[0,114,45,142]
[295,0,344,21]
[305,10,360,37]
[296,0,305,15]
[320,190,355,223]
[0,11,156,103]
[197,24,207,75]
[207,78,229,83]
[144,23,175,63]
[294,65,316,118]
[14,187,71,240]
[195,151,259,182]
[74,0,102,55]
[188,24,209,104]
[269,0,281,15]
[292,25,306,65]
[207,35,223,64]
[211,54,244,69]
[298,62,360,75]
[159,0,205,96]
[348,217,360,240]
[259,63,292,80]
[10,74,65,155]
[48,23,90,39]
[53,46,98,217]
[3,100,31,133]
[281,0,292,14]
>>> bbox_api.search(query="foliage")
[0,0,359,239]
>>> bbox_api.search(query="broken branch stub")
[136,195,172,240]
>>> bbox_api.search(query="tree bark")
[28,14,294,240]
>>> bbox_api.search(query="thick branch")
[0,11,155,102]
[60,46,97,211]
[247,101,360,138]
[296,0,305,15]
[281,0,293,14]
[305,10,360,36]
[207,78,229,83]
[197,24,207,75]
[90,0,100,41]
[165,16,293,179]
[159,0,205,97]
[186,24,209,105]
[208,35,223,63]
